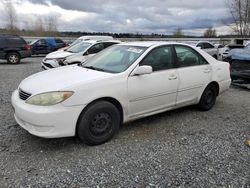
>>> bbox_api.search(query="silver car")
[41,40,120,69]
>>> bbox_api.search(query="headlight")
[63,59,69,65]
[26,91,74,106]
[55,58,66,65]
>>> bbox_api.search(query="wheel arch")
[209,81,220,96]
[5,51,20,59]
[76,97,124,134]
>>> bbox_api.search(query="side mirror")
[133,66,153,76]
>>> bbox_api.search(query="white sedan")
[189,41,218,59]
[11,42,231,145]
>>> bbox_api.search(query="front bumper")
[11,90,85,138]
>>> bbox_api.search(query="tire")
[213,55,217,60]
[198,84,217,111]
[77,101,120,145]
[6,52,20,64]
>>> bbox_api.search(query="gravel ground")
[0,57,249,188]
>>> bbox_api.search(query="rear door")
[174,45,212,106]
[33,39,48,54]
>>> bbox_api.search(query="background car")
[227,43,250,83]
[41,40,120,69]
[0,34,31,64]
[190,41,219,59]
[12,41,231,145]
[30,38,67,55]
[57,35,114,51]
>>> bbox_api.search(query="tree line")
[0,0,249,38]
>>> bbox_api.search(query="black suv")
[0,35,32,64]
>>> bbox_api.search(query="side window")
[6,37,25,45]
[103,42,116,49]
[174,45,208,67]
[88,43,104,54]
[55,39,63,44]
[140,46,173,71]
[203,43,214,49]
[37,39,46,46]
[197,43,204,49]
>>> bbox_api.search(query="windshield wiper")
[83,66,105,72]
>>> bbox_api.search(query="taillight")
[25,44,31,50]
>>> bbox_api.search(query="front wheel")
[6,52,20,64]
[198,84,217,111]
[77,101,120,145]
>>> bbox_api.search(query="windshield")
[70,39,83,47]
[66,42,91,53]
[81,45,147,73]
[245,43,250,50]
[30,40,39,45]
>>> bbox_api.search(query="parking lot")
[0,57,249,187]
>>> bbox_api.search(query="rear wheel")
[213,55,218,59]
[6,52,20,64]
[198,84,217,111]
[77,101,120,145]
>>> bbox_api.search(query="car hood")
[19,65,114,94]
[231,48,250,61]
[66,53,94,63]
[46,51,74,59]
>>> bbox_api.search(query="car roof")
[78,35,114,40]
[0,34,21,38]
[81,39,120,44]
[118,41,190,48]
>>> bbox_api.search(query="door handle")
[204,68,211,73]
[168,74,177,80]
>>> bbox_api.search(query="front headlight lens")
[55,58,66,65]
[26,91,74,106]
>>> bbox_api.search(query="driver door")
[34,39,47,54]
[127,45,179,119]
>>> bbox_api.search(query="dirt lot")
[0,57,249,187]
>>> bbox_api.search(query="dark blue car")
[30,38,67,55]
[229,43,250,83]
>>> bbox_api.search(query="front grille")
[19,89,32,101]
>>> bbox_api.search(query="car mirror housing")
[133,66,153,76]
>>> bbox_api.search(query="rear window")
[6,37,26,45]
[55,39,64,43]
[203,43,214,49]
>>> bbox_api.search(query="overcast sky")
[0,0,233,36]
